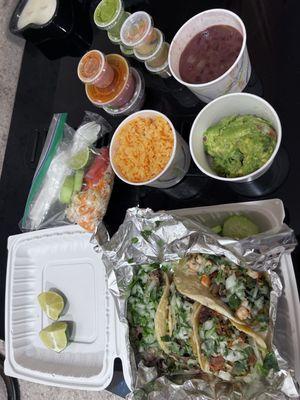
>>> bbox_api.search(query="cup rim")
[168,8,247,88]
[85,54,130,106]
[189,93,282,182]
[77,50,106,84]
[109,109,177,185]
[120,11,153,48]
[93,0,123,29]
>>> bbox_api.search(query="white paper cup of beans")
[189,93,282,183]
[110,110,191,188]
[169,9,251,103]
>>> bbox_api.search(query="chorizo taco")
[155,280,200,370]
[193,304,270,381]
[174,254,271,342]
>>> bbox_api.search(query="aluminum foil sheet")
[97,207,299,399]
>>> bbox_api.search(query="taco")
[174,254,271,341]
[193,304,269,381]
[155,281,200,370]
[127,263,169,365]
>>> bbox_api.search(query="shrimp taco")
[174,254,271,343]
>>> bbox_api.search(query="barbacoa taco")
[155,280,200,370]
[127,263,169,365]
[174,254,271,342]
[193,304,270,381]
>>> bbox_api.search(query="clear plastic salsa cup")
[107,11,130,43]
[85,54,135,108]
[103,68,145,116]
[133,28,163,61]
[93,0,124,31]
[145,57,171,79]
[120,11,160,57]
[144,41,169,69]
[77,50,114,88]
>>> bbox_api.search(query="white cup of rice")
[110,110,190,188]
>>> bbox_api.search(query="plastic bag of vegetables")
[21,112,113,232]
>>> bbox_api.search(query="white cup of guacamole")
[189,93,282,183]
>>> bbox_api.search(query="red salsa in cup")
[179,25,243,84]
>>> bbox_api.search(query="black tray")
[1,0,300,397]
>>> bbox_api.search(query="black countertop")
[1,0,300,396]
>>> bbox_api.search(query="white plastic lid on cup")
[110,110,190,188]
[94,0,123,30]
[103,68,145,116]
[120,11,153,48]
[133,29,163,61]
[168,9,251,103]
[189,93,282,183]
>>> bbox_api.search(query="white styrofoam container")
[4,225,133,391]
[5,199,300,390]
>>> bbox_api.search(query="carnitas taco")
[155,280,200,370]
[193,304,271,381]
[174,254,271,342]
[127,263,169,366]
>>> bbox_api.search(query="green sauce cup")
[94,0,124,31]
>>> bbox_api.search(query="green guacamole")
[203,115,277,178]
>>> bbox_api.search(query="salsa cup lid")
[120,11,153,47]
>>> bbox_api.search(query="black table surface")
[1,0,300,397]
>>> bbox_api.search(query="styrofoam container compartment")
[171,198,300,383]
[5,225,133,391]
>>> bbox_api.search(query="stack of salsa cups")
[77,50,145,116]
[93,0,134,57]
[120,11,171,78]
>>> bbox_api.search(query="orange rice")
[113,116,174,183]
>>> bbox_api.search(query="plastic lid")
[120,11,153,47]
[94,0,123,29]
[77,50,105,84]
[103,68,145,115]
[133,29,163,61]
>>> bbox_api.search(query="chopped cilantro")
[228,294,242,310]
[131,237,139,244]
[141,230,152,240]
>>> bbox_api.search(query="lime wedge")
[39,321,68,353]
[59,175,74,204]
[38,291,65,320]
[69,148,90,170]
[74,170,84,193]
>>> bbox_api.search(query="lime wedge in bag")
[69,148,90,170]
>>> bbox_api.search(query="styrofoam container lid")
[4,225,133,391]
